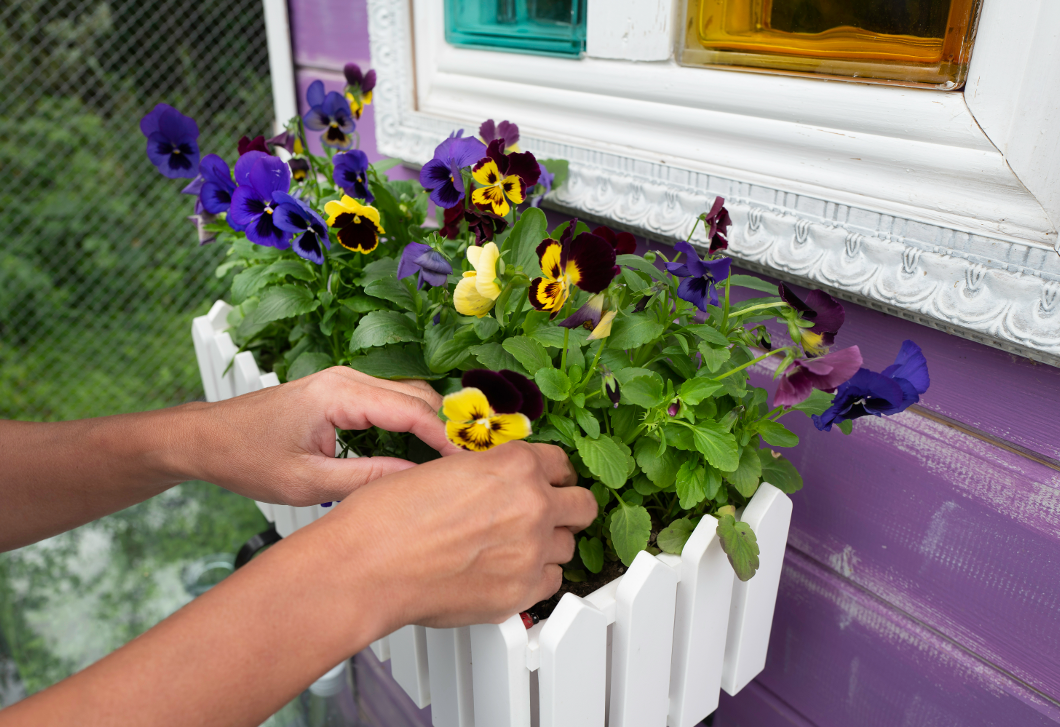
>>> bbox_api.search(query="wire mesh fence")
[0,0,274,421]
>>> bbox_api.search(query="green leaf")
[620,374,665,408]
[635,437,682,488]
[505,206,548,277]
[538,158,569,190]
[474,316,500,340]
[657,518,695,555]
[717,514,760,581]
[757,449,804,493]
[590,482,611,509]
[254,284,320,325]
[342,294,380,313]
[621,266,649,292]
[364,276,415,311]
[632,474,661,496]
[757,420,799,447]
[349,344,442,380]
[357,256,399,287]
[350,310,422,350]
[675,460,709,509]
[615,254,665,281]
[727,445,763,497]
[790,388,833,416]
[502,336,552,374]
[679,378,723,406]
[609,313,665,350]
[573,405,601,439]
[685,324,729,347]
[287,351,333,380]
[548,414,578,447]
[578,537,605,574]
[610,502,652,566]
[690,421,740,471]
[468,343,527,374]
[535,368,571,401]
[698,342,731,373]
[728,274,779,294]
[660,423,695,451]
[527,323,588,350]
[838,419,854,435]
[576,434,634,489]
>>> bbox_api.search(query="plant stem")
[560,326,570,373]
[685,217,701,243]
[579,339,607,389]
[710,347,795,381]
[729,301,787,318]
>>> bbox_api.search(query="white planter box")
[192,302,793,726]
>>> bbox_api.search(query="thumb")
[314,455,418,500]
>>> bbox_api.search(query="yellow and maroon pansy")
[443,369,543,451]
[470,140,541,217]
[323,195,384,254]
[529,221,617,318]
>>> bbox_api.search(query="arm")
[0,367,461,551]
[0,441,596,727]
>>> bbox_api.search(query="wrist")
[150,401,219,485]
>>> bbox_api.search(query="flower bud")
[601,368,621,408]
[643,250,656,263]
[667,402,680,417]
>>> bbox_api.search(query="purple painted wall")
[286,2,1060,725]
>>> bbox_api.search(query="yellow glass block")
[681,0,983,89]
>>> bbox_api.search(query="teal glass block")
[445,0,586,58]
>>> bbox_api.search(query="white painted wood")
[255,501,275,523]
[390,624,432,708]
[208,332,239,403]
[471,616,530,727]
[370,635,391,662]
[191,300,232,403]
[427,627,476,727]
[609,551,679,727]
[253,366,281,523]
[667,514,735,727]
[721,483,793,696]
[272,506,300,538]
[586,0,676,62]
[261,0,299,134]
[259,372,281,389]
[538,594,607,727]
[292,506,319,530]
[232,351,263,396]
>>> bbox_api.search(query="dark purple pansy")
[332,150,374,203]
[303,80,356,150]
[420,131,487,208]
[228,153,293,248]
[479,119,519,151]
[266,130,298,154]
[778,284,845,352]
[344,62,377,93]
[664,240,731,311]
[289,158,310,182]
[704,197,732,253]
[397,242,453,289]
[813,340,929,431]
[140,103,200,179]
[238,135,270,156]
[440,199,508,245]
[530,162,554,208]
[272,192,330,264]
[773,346,862,407]
[461,369,544,420]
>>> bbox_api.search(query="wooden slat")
[390,624,431,709]
[470,616,530,727]
[208,331,238,402]
[231,351,262,396]
[272,506,299,538]
[668,514,735,727]
[538,593,607,727]
[190,300,232,403]
[609,551,678,727]
[370,635,392,663]
[722,483,793,696]
[426,626,475,727]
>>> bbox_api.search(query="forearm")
[0,405,207,550]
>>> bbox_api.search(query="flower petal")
[536,238,562,280]
[559,293,604,330]
[468,242,502,300]
[443,386,492,423]
[587,310,617,340]
[882,340,930,394]
[249,155,292,198]
[397,242,432,281]
[462,369,523,414]
[529,277,568,315]
[499,370,543,420]
[565,232,617,294]
[306,79,326,109]
[292,232,326,265]
[454,273,496,317]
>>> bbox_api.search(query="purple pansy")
[303,80,356,150]
[779,284,845,353]
[773,346,862,407]
[333,150,374,203]
[813,340,930,431]
[266,130,298,154]
[479,119,519,151]
[238,135,270,156]
[228,152,293,248]
[397,242,453,289]
[272,192,330,264]
[704,197,732,253]
[530,162,554,208]
[664,240,731,311]
[140,103,200,179]
[196,154,237,214]
[344,62,377,94]
[419,131,487,208]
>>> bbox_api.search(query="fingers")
[327,381,454,455]
[545,526,576,565]
[531,443,579,488]
[532,564,564,605]
[313,456,418,502]
[549,485,599,531]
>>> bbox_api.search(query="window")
[682,0,983,88]
[444,0,586,57]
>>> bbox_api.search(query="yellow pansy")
[466,242,502,300]
[454,272,496,318]
[323,195,384,254]
[443,387,532,452]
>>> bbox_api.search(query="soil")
[526,558,629,621]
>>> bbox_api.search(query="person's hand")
[309,441,598,631]
[181,367,462,506]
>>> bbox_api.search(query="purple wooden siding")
[286,3,1060,725]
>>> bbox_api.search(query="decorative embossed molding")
[366,0,1060,366]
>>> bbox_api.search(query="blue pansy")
[397,242,453,289]
[140,103,200,179]
[273,192,330,265]
[303,80,355,150]
[419,130,486,208]
[332,150,374,203]
[664,240,731,311]
[228,152,293,248]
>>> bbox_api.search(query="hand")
[183,367,463,506]
[313,441,598,631]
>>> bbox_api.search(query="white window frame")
[366,0,1060,365]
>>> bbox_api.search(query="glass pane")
[681,0,983,89]
[444,0,586,58]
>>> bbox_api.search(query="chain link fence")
[0,0,274,421]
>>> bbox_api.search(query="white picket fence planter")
[192,300,793,727]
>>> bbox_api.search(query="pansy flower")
[324,195,384,253]
[529,221,617,317]
[455,242,502,317]
[773,346,862,407]
[397,242,453,289]
[440,199,507,245]
[333,150,374,203]
[664,241,731,312]
[303,80,356,150]
[420,131,486,208]
[443,369,543,451]
[289,158,310,182]
[778,284,845,356]
[479,119,520,152]
[195,154,237,214]
[471,140,541,217]
[703,197,732,253]
[140,103,200,179]
[530,162,554,208]
[558,293,615,340]
[266,130,303,155]
[813,340,930,431]
[228,152,293,248]
[272,192,330,264]
[593,225,637,255]
[238,135,270,156]
[343,62,377,119]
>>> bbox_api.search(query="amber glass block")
[681,0,983,88]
